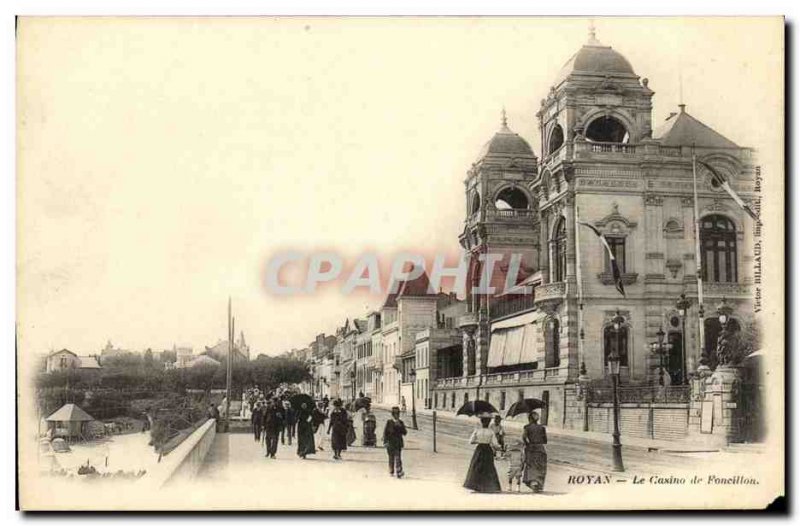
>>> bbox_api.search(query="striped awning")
[487,311,546,367]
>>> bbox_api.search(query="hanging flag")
[696,159,761,223]
[578,221,626,297]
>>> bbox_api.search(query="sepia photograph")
[15,15,785,511]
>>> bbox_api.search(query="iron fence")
[587,384,690,404]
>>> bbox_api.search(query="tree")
[143,348,154,369]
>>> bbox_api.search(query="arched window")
[495,187,529,210]
[548,124,564,154]
[586,116,630,143]
[544,317,561,368]
[700,215,738,283]
[551,217,567,282]
[603,324,629,368]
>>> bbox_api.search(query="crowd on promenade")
[222,387,548,494]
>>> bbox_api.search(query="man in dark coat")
[281,400,296,445]
[382,406,407,478]
[262,399,284,458]
[251,402,264,443]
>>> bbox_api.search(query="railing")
[490,294,536,320]
[703,282,751,298]
[491,208,535,219]
[587,385,690,404]
[659,145,682,157]
[575,142,637,155]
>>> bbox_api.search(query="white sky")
[16,17,782,357]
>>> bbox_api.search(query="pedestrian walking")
[382,406,407,478]
[262,399,284,458]
[251,402,264,443]
[296,403,316,459]
[362,406,377,447]
[489,415,506,458]
[346,410,357,447]
[327,399,349,460]
[521,411,547,493]
[313,401,328,451]
[282,400,296,446]
[463,416,502,493]
[208,403,221,432]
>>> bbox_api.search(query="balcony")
[703,282,751,298]
[457,312,478,329]
[490,294,536,320]
[488,208,535,220]
[575,141,638,158]
[533,281,565,307]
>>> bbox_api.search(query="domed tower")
[458,111,539,378]
[531,23,655,383]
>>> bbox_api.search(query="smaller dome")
[477,122,534,159]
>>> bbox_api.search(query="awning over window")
[488,311,545,367]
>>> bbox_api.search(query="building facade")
[432,29,756,433]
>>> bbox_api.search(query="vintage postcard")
[16,16,785,510]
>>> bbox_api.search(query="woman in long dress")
[296,403,316,459]
[463,416,502,493]
[522,411,547,493]
[327,400,349,460]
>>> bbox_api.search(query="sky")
[16,17,783,358]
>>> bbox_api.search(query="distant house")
[45,349,102,373]
[187,355,221,368]
[203,335,249,364]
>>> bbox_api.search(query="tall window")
[603,324,629,367]
[551,217,567,282]
[605,236,626,273]
[700,215,737,283]
[544,318,561,368]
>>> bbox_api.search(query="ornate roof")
[555,26,637,83]
[653,106,739,149]
[477,110,535,160]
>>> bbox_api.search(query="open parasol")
[289,393,315,411]
[456,400,498,417]
[353,396,372,411]
[505,398,545,418]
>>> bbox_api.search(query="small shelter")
[45,403,95,442]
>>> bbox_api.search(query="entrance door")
[667,331,684,384]
[541,390,550,425]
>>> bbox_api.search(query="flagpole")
[226,297,232,432]
[575,204,586,375]
[691,152,706,364]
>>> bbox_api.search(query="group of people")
[464,411,548,494]
[243,388,547,494]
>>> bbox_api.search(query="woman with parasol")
[506,398,547,493]
[458,400,502,493]
[521,411,547,493]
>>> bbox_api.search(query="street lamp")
[608,310,625,473]
[408,368,419,430]
[650,328,672,388]
[675,293,691,384]
[715,297,735,367]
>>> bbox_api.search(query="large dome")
[555,31,637,84]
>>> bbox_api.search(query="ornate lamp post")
[408,368,419,430]
[715,297,735,367]
[650,328,672,388]
[675,293,691,384]
[609,310,625,472]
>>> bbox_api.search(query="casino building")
[430,27,757,435]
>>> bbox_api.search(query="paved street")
[180,407,770,510]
